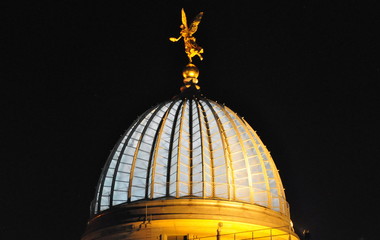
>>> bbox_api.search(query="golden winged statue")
[170,8,204,62]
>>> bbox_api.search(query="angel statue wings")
[170,8,204,62]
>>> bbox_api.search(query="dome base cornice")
[82,199,296,240]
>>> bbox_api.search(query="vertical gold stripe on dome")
[175,99,187,198]
[239,117,273,210]
[198,100,215,197]
[243,118,287,214]
[220,107,254,203]
[188,99,193,196]
[145,117,164,199]
[127,103,167,202]
[202,100,235,200]
[166,101,184,197]
[105,105,156,210]
[149,100,179,199]
[194,98,205,197]
[97,118,139,212]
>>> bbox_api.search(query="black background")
[3,1,380,239]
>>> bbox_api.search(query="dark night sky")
[3,1,380,239]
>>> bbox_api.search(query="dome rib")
[197,99,215,197]
[195,99,206,197]
[175,99,187,198]
[94,105,154,212]
[145,106,165,199]
[148,99,179,199]
[242,116,287,213]
[110,104,161,208]
[188,100,194,196]
[220,103,255,202]
[91,97,289,217]
[129,102,171,202]
[124,104,158,203]
[165,100,183,197]
[201,99,234,200]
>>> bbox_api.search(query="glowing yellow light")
[182,63,199,79]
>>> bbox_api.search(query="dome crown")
[93,96,288,216]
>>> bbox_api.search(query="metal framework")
[92,96,288,216]
[191,225,294,240]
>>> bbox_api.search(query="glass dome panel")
[92,97,288,216]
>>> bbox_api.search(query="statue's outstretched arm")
[169,36,182,42]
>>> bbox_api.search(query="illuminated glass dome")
[83,10,300,239]
[92,85,288,217]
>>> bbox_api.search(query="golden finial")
[180,63,200,92]
[170,8,204,63]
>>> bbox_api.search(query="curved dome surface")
[92,96,288,216]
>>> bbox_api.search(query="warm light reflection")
[127,219,299,240]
